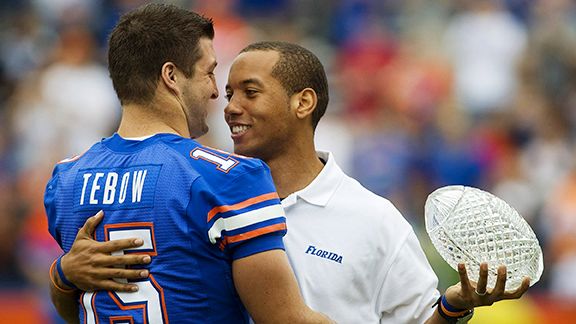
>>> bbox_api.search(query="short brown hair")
[108,3,214,105]
[240,41,329,130]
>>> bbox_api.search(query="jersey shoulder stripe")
[220,222,287,249]
[207,202,284,244]
[207,192,279,222]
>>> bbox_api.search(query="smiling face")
[179,37,219,138]
[224,50,298,161]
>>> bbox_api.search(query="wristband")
[434,295,473,323]
[56,255,78,290]
[49,258,77,294]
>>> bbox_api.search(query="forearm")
[49,284,80,324]
[261,305,332,324]
[424,295,473,324]
[234,250,333,323]
[49,258,80,324]
[424,309,450,324]
[295,308,333,324]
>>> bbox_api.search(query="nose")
[224,96,242,121]
[210,77,219,99]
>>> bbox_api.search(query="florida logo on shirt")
[305,245,343,264]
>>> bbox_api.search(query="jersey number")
[190,148,238,172]
[82,224,169,324]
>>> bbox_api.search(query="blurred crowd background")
[1,0,576,323]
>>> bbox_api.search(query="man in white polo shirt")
[53,41,530,323]
[278,150,440,322]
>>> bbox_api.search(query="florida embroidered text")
[305,245,343,264]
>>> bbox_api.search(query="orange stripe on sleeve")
[207,192,279,222]
[221,223,286,249]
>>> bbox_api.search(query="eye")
[245,89,258,98]
[225,92,233,101]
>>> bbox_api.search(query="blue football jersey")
[44,133,287,323]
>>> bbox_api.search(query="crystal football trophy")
[425,185,543,291]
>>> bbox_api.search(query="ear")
[160,62,180,96]
[291,88,317,121]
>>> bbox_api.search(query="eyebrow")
[225,78,265,92]
[241,78,265,88]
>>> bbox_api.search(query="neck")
[117,100,190,138]
[265,139,324,199]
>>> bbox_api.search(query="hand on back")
[61,211,150,292]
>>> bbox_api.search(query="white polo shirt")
[281,151,440,323]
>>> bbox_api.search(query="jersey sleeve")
[44,165,62,248]
[191,162,287,260]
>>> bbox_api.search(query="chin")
[233,144,254,158]
[235,146,270,161]
[233,146,248,156]
[190,124,209,139]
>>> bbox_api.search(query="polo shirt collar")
[282,151,344,208]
